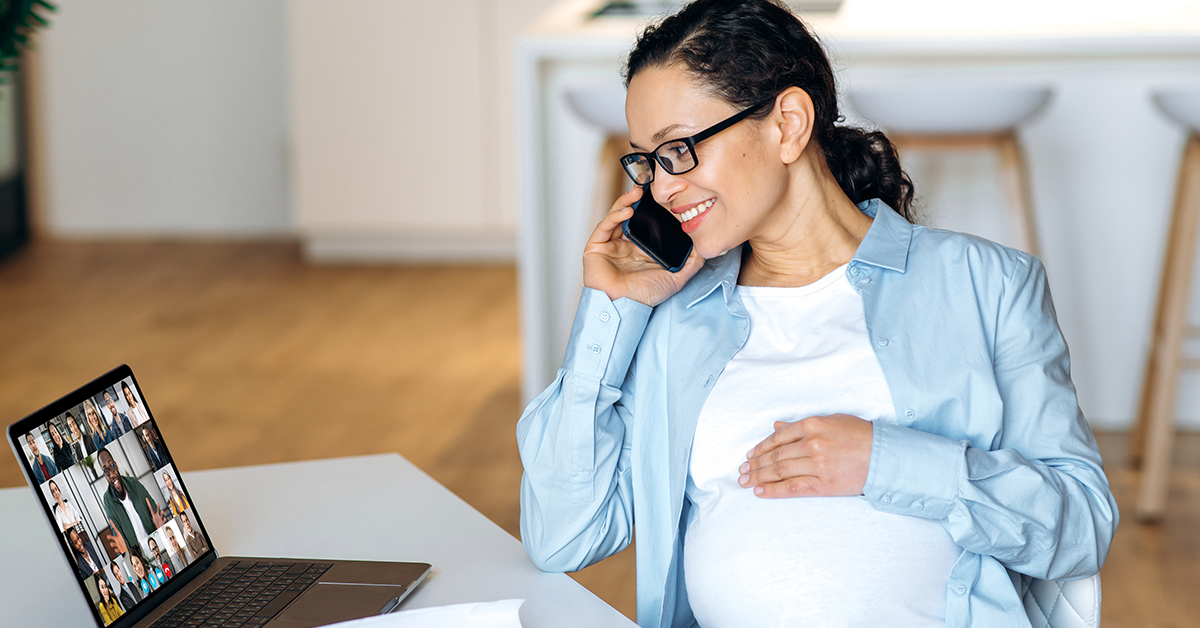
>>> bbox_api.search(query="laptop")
[6,364,431,628]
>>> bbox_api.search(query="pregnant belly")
[683,492,962,628]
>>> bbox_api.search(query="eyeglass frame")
[619,99,773,185]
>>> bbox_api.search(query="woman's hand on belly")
[738,414,873,498]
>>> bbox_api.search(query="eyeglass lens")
[623,140,697,185]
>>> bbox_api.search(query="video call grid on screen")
[11,367,214,627]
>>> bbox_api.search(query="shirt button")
[861,277,871,284]
[877,338,889,347]
[881,493,892,505]
[955,585,967,595]
[905,409,915,419]
[849,267,859,276]
[590,344,601,354]
[598,312,610,322]
[914,501,924,511]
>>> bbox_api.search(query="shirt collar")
[852,198,912,273]
[679,198,912,309]
[682,246,744,309]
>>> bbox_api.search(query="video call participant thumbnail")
[95,576,124,626]
[65,411,91,458]
[128,552,162,596]
[86,400,117,452]
[68,527,103,580]
[179,511,208,559]
[165,525,191,566]
[24,432,59,484]
[161,470,189,517]
[110,560,143,610]
[141,425,169,471]
[148,537,180,579]
[47,478,82,533]
[122,381,150,429]
[46,422,76,470]
[96,447,167,556]
[103,390,134,435]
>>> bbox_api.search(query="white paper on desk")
[322,599,524,628]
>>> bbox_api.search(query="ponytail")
[822,126,915,221]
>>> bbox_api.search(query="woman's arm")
[517,288,651,573]
[863,255,1118,580]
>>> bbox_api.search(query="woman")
[129,553,160,596]
[96,577,124,625]
[515,2,1118,627]
[67,527,102,580]
[162,472,189,517]
[48,479,82,533]
[85,399,115,452]
[123,382,151,428]
[46,423,76,470]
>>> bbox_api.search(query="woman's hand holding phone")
[584,186,704,307]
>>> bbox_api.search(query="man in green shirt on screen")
[98,447,166,558]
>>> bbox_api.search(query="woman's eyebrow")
[631,123,694,150]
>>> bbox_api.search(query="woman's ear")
[776,87,815,165]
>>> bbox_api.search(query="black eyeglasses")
[620,100,770,185]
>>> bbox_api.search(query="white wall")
[288,0,559,261]
[33,0,560,250]
[38,0,289,236]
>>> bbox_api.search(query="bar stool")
[565,82,632,227]
[1130,88,1200,521]
[849,84,1051,256]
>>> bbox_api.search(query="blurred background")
[2,1,1199,625]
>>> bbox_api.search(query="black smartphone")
[621,185,694,272]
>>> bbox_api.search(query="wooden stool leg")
[1135,132,1200,521]
[591,135,632,227]
[995,132,1041,258]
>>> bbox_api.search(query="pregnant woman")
[516,1,1118,627]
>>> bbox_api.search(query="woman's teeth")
[679,198,715,222]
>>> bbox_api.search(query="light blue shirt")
[517,200,1118,628]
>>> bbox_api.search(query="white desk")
[515,0,1200,429]
[0,454,635,627]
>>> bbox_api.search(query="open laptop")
[6,364,431,628]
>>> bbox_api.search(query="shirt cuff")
[562,288,652,386]
[863,421,966,520]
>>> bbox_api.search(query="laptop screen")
[9,366,215,627]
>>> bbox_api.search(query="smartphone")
[622,185,694,272]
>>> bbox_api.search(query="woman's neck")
[739,168,871,288]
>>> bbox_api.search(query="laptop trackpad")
[270,583,405,628]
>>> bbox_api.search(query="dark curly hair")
[623,0,915,222]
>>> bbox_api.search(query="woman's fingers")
[589,186,642,245]
[738,415,873,498]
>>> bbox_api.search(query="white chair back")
[1015,573,1101,628]
[1154,88,1200,131]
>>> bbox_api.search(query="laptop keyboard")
[150,560,333,628]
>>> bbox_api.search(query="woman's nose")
[650,170,686,205]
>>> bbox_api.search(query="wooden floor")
[1,240,1197,626]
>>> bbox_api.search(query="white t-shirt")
[119,487,152,548]
[684,265,962,628]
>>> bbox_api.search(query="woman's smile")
[674,197,714,221]
[677,198,716,233]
